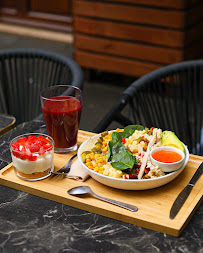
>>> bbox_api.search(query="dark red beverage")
[42,96,82,149]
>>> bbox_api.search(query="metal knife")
[170,161,203,219]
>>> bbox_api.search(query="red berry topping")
[37,136,50,144]
[44,144,52,150]
[29,143,40,153]
[28,136,38,142]
[28,155,37,161]
[16,137,27,145]
[11,135,52,160]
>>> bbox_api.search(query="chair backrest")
[94,60,203,155]
[0,48,84,125]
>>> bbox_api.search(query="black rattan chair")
[93,60,203,155]
[0,48,84,125]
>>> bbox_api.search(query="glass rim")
[40,85,82,101]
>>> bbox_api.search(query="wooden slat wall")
[73,0,203,77]
[74,1,185,29]
[74,17,184,48]
[74,34,183,65]
[75,50,163,77]
[101,0,200,9]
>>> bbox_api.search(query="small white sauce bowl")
[150,146,185,173]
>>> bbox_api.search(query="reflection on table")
[0,120,202,252]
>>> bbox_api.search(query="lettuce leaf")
[107,125,144,170]
[123,125,144,138]
[111,150,136,170]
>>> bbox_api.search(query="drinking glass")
[40,85,82,153]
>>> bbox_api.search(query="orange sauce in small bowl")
[152,150,182,163]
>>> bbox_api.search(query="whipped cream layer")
[12,149,54,174]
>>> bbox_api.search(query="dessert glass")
[10,133,54,181]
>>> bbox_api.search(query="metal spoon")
[68,186,138,212]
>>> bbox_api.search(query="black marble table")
[0,120,202,253]
[0,113,16,136]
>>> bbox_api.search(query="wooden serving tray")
[0,130,202,237]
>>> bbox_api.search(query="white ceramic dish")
[77,133,189,190]
[150,146,185,173]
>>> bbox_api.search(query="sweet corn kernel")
[90,154,95,160]
[102,146,108,152]
[97,158,103,163]
[86,154,91,159]
[85,162,93,167]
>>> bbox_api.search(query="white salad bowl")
[77,133,189,190]
[150,146,185,173]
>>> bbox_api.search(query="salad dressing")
[152,150,182,163]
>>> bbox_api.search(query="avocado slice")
[161,131,185,152]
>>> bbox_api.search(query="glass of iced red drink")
[40,85,82,153]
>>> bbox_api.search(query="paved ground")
[0,32,133,132]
